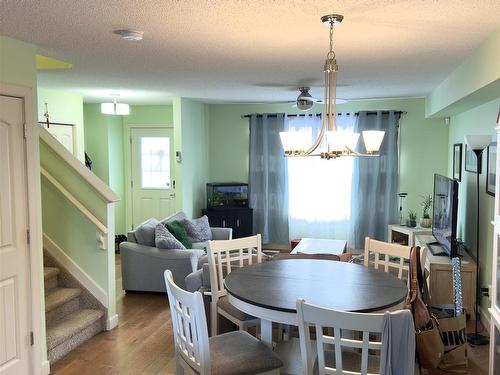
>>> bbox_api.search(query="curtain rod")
[241,111,406,119]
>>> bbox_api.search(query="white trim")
[41,360,50,375]
[43,233,108,308]
[480,305,491,335]
[1,82,46,375]
[41,167,108,235]
[106,314,119,330]
[39,126,119,203]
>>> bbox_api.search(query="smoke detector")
[113,29,144,41]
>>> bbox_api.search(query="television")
[431,174,459,257]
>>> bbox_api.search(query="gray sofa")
[120,212,232,293]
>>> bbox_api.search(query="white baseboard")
[41,360,50,375]
[106,314,119,330]
[479,305,491,335]
[43,233,108,308]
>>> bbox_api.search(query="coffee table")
[291,237,347,255]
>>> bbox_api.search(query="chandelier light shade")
[279,14,385,159]
[101,98,130,115]
[464,134,491,151]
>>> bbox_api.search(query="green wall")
[174,98,209,218]
[208,98,449,216]
[0,35,37,88]
[447,98,499,312]
[38,87,86,162]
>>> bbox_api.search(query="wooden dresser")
[415,234,477,318]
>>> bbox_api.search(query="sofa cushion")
[216,296,257,322]
[192,241,209,252]
[135,218,160,246]
[161,211,187,226]
[166,220,192,249]
[182,215,212,242]
[155,224,185,250]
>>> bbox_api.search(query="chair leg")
[211,302,218,337]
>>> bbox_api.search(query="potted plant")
[420,194,433,228]
[407,210,417,228]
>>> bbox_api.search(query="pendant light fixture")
[279,14,385,159]
[101,97,130,115]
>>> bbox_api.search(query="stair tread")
[46,309,104,350]
[45,288,81,312]
[44,267,60,280]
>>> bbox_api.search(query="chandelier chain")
[328,21,335,60]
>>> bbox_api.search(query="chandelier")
[279,14,385,159]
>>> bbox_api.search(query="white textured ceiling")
[1,0,499,104]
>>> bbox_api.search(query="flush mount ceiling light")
[280,14,385,159]
[101,98,130,115]
[112,29,144,41]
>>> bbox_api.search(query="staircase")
[44,264,105,363]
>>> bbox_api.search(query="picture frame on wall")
[453,143,462,181]
[486,142,497,196]
[465,144,482,173]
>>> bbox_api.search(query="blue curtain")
[249,114,289,244]
[349,111,400,249]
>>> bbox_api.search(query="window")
[140,137,170,189]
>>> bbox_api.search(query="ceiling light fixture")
[280,14,385,159]
[101,98,130,115]
[113,29,144,41]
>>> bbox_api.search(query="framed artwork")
[453,143,462,181]
[465,144,482,173]
[487,142,497,196]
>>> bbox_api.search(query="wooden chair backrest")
[164,270,210,375]
[364,237,411,280]
[297,299,384,375]
[207,234,262,301]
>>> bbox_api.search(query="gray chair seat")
[209,331,283,375]
[217,295,257,321]
[314,350,380,374]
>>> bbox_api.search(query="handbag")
[405,246,444,369]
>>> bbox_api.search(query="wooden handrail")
[41,167,108,235]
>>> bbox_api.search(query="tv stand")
[416,234,477,318]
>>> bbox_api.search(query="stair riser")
[46,298,80,326]
[48,318,104,363]
[44,275,58,291]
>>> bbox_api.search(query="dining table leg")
[260,319,273,348]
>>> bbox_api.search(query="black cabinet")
[202,208,253,239]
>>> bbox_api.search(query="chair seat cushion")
[314,350,380,374]
[209,331,283,375]
[217,296,257,322]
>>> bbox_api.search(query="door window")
[141,137,170,189]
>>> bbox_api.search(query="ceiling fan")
[290,87,346,111]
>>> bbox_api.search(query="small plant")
[421,194,433,219]
[408,210,417,222]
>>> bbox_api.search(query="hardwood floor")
[50,255,490,374]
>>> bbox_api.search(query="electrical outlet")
[480,287,489,298]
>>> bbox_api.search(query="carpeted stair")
[44,266,105,363]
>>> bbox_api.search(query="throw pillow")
[155,223,186,250]
[182,215,212,242]
[166,220,192,249]
[161,211,188,226]
[135,218,160,246]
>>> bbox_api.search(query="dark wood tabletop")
[225,259,408,313]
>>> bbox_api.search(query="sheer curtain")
[248,114,289,244]
[349,111,400,250]
[286,113,357,240]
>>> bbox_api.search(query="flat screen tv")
[431,174,459,257]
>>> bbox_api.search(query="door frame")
[0,83,46,374]
[123,124,174,231]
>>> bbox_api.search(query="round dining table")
[225,258,408,347]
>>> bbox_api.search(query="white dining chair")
[364,237,412,281]
[207,234,262,336]
[164,270,283,375]
[296,298,385,375]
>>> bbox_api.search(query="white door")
[130,127,176,228]
[0,96,31,374]
[43,123,75,155]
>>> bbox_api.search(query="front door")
[130,127,176,228]
[0,96,31,374]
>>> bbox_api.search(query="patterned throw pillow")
[182,216,212,242]
[166,220,192,249]
[155,223,186,250]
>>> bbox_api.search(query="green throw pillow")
[165,220,192,249]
